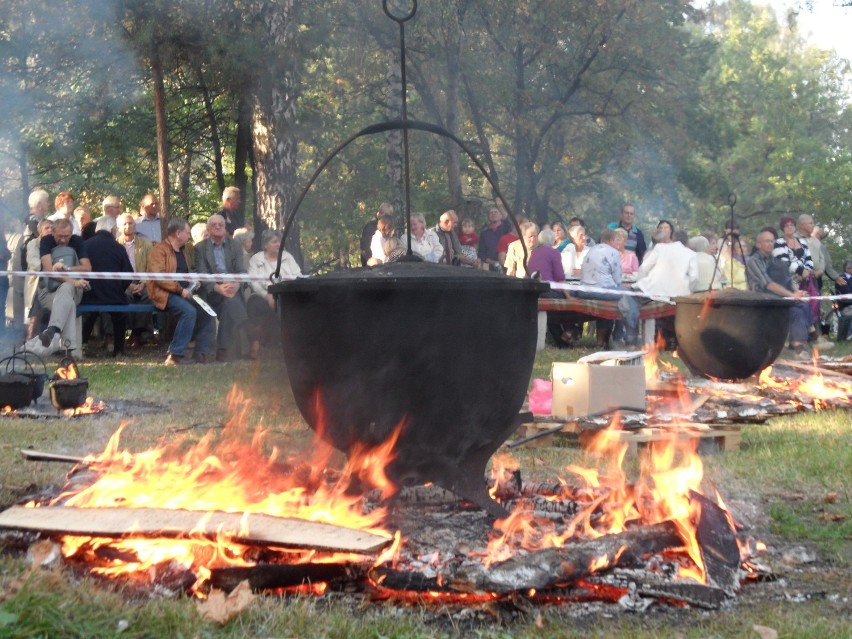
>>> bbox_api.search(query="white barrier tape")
[3,270,851,303]
[548,281,673,303]
[546,280,852,303]
[1,270,300,283]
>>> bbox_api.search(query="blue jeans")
[573,288,640,343]
[165,293,214,357]
[789,301,811,345]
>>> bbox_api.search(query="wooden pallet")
[512,420,742,454]
[578,425,742,455]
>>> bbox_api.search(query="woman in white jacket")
[403,213,443,263]
[246,230,301,358]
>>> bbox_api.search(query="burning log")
[0,506,391,554]
[692,491,740,595]
[210,562,366,593]
[450,521,683,594]
[370,567,454,593]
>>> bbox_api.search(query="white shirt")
[561,242,589,275]
[404,229,444,263]
[635,241,699,298]
[370,230,390,263]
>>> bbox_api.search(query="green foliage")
[1,0,850,257]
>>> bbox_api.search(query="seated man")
[25,218,92,356]
[368,214,395,265]
[194,214,249,361]
[574,227,640,347]
[148,218,214,365]
[746,229,811,357]
[117,213,155,346]
[81,216,134,356]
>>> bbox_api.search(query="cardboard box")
[551,362,646,418]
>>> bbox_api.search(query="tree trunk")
[250,0,301,265]
[197,66,227,202]
[234,94,252,235]
[151,53,171,231]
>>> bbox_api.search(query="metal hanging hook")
[382,0,417,23]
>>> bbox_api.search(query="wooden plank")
[774,358,852,380]
[20,449,86,465]
[0,506,391,555]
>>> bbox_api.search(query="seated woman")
[560,224,590,277]
[383,237,407,263]
[612,227,639,276]
[773,215,817,341]
[552,222,571,252]
[403,212,443,262]
[529,227,577,348]
[246,230,301,359]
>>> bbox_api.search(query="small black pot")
[0,374,35,409]
[49,379,89,410]
[674,289,794,381]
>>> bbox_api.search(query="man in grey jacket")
[193,214,248,361]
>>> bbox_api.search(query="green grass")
[0,343,849,637]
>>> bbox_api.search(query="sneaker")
[39,327,58,348]
[815,337,835,351]
[164,353,193,366]
[25,333,62,357]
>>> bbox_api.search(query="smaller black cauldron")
[674,289,794,381]
[49,356,88,410]
[0,373,34,409]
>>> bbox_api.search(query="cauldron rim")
[674,288,795,308]
[270,262,550,293]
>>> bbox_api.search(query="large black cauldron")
[270,262,547,517]
[674,289,794,381]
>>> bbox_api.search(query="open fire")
[2,355,846,611]
[2,387,758,609]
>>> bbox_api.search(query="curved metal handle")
[275,119,529,277]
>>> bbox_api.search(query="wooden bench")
[77,303,156,316]
[536,296,676,349]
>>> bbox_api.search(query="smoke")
[0,0,143,211]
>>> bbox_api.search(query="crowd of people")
[357,201,850,356]
[3,186,302,365]
[3,189,848,364]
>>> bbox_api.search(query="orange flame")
[758,365,852,410]
[485,417,716,583]
[51,387,395,594]
[54,365,78,380]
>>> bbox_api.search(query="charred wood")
[209,562,363,593]
[370,567,455,593]
[692,491,741,595]
[450,521,683,594]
